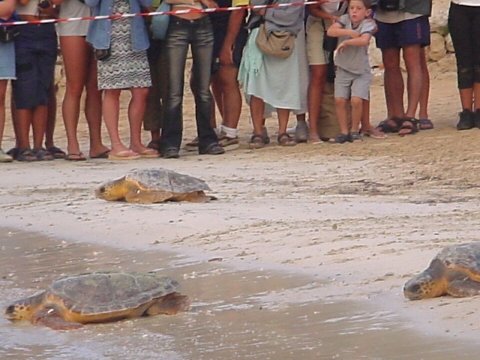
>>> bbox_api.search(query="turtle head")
[404,260,447,300]
[95,179,128,201]
[4,292,45,321]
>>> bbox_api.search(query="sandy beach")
[2,69,480,354]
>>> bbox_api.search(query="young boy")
[327,0,376,143]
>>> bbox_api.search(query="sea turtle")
[4,271,191,330]
[95,168,216,204]
[404,242,480,300]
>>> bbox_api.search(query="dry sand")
[2,71,480,343]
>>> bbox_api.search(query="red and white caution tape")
[0,0,331,26]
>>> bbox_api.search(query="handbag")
[0,12,20,43]
[151,0,171,40]
[255,23,295,59]
[321,19,337,63]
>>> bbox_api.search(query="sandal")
[47,146,66,159]
[376,117,402,133]
[6,147,20,160]
[418,118,434,130]
[307,136,322,144]
[349,132,363,143]
[328,133,350,144]
[362,128,387,139]
[249,134,266,149]
[147,140,160,151]
[277,133,296,147]
[16,148,38,162]
[32,147,54,161]
[398,117,419,136]
[65,153,87,161]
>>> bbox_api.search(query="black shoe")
[199,143,225,155]
[457,109,474,130]
[162,148,180,159]
[474,109,480,129]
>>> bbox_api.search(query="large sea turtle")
[4,271,191,330]
[95,168,216,203]
[404,242,480,300]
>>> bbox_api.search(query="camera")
[38,0,51,9]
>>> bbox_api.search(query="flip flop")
[65,153,87,161]
[138,149,159,158]
[47,146,66,159]
[90,150,110,159]
[108,150,140,160]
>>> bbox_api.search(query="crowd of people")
[0,0,476,162]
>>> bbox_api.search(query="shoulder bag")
[151,0,172,40]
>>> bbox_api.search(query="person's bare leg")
[44,82,57,150]
[0,81,7,148]
[277,108,290,136]
[61,36,88,156]
[218,65,242,130]
[418,48,430,120]
[382,47,404,119]
[334,97,350,135]
[210,72,222,130]
[128,87,153,154]
[307,64,327,138]
[403,44,423,119]
[103,89,132,155]
[85,51,109,157]
[350,96,363,133]
[250,95,265,136]
[31,105,48,149]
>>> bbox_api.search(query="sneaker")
[295,120,309,142]
[199,143,225,155]
[162,148,180,159]
[0,148,13,163]
[218,135,240,151]
[474,110,480,129]
[457,109,474,130]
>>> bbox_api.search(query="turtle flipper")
[125,190,173,203]
[31,309,83,330]
[447,278,480,297]
[146,292,191,316]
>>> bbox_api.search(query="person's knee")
[458,66,474,89]
[335,97,347,106]
[350,97,363,108]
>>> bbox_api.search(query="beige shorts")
[306,17,333,66]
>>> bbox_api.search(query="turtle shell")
[46,271,178,316]
[435,242,480,275]
[125,168,211,193]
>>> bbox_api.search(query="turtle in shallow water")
[4,271,191,330]
[404,242,480,300]
[95,168,216,203]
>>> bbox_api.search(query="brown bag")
[255,23,295,60]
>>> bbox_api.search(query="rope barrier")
[0,0,331,26]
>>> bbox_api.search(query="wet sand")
[2,73,480,357]
[1,228,480,359]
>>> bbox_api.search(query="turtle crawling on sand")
[4,271,191,330]
[95,168,216,203]
[404,242,480,300]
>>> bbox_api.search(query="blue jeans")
[160,16,218,153]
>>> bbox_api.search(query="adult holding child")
[51,0,110,160]
[86,0,157,160]
[0,0,16,162]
